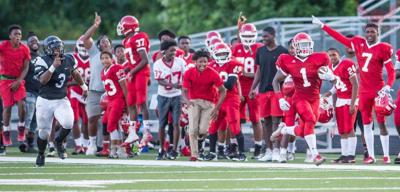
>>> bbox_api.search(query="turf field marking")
[1,156,400,171]
[64,187,400,191]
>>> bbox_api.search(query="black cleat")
[35,154,45,167]
[217,145,227,160]
[226,144,238,160]
[204,152,217,161]
[156,149,166,160]
[394,157,400,164]
[345,155,356,163]
[232,153,248,162]
[54,140,66,159]
[252,144,262,159]
[331,155,346,163]
[0,146,6,156]
[168,150,179,160]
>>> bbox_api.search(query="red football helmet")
[239,24,257,46]
[117,15,139,36]
[207,37,223,54]
[100,94,109,111]
[318,97,334,123]
[180,104,189,128]
[213,43,231,65]
[205,31,222,46]
[282,75,295,97]
[375,92,397,116]
[292,32,314,58]
[180,146,191,157]
[75,35,88,57]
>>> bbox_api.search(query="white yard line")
[1,156,400,171]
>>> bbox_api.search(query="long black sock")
[236,132,245,153]
[209,133,217,153]
[198,139,204,152]
[55,128,71,143]
[27,131,35,147]
[168,123,174,144]
[37,137,47,155]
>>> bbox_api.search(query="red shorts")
[209,97,240,136]
[126,69,150,106]
[70,98,88,124]
[293,98,319,137]
[0,79,26,107]
[282,97,296,126]
[335,105,357,135]
[358,93,384,124]
[394,91,400,127]
[240,95,260,122]
[102,97,126,132]
[259,91,283,118]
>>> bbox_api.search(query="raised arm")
[312,16,352,48]
[82,12,101,50]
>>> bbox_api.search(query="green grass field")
[1,147,400,191]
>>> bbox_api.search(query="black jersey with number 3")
[34,54,77,100]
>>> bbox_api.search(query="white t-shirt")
[153,57,186,97]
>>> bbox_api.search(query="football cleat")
[96,147,110,157]
[19,143,28,153]
[116,147,128,159]
[204,152,217,161]
[394,156,400,164]
[258,149,273,162]
[383,156,391,164]
[279,153,288,163]
[167,150,179,160]
[0,146,6,156]
[287,152,295,161]
[2,131,12,146]
[35,154,45,167]
[252,144,263,159]
[86,145,97,155]
[304,150,314,163]
[313,155,326,166]
[272,148,280,162]
[189,156,197,161]
[226,143,238,159]
[346,155,356,163]
[122,126,139,146]
[156,149,166,160]
[46,147,56,157]
[331,155,346,163]
[17,126,26,142]
[363,156,376,164]
[232,153,247,162]
[54,140,66,159]
[71,146,84,155]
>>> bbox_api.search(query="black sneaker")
[227,144,238,159]
[217,145,227,160]
[19,143,28,153]
[36,154,45,167]
[346,155,356,163]
[168,150,179,160]
[156,150,166,160]
[331,155,346,163]
[0,146,6,156]
[252,144,262,159]
[204,152,217,161]
[394,157,400,164]
[198,150,205,161]
[232,153,247,162]
[54,140,66,159]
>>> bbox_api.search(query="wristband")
[49,65,56,73]
[80,83,88,91]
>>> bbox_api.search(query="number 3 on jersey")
[300,68,311,87]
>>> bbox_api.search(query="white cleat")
[279,153,288,163]
[117,147,129,159]
[258,149,272,162]
[287,152,295,161]
[85,145,97,156]
[272,148,280,162]
[123,127,139,145]
[304,150,314,163]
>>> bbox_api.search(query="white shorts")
[36,96,74,132]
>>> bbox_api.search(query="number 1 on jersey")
[300,68,311,87]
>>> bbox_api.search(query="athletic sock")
[209,133,217,153]
[37,137,48,155]
[89,136,97,147]
[363,123,374,159]
[340,138,348,156]
[235,132,245,153]
[380,135,389,157]
[304,134,318,158]
[347,136,357,156]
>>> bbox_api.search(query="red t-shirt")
[101,64,126,101]
[0,41,31,77]
[122,32,150,75]
[152,48,185,63]
[231,42,263,95]
[276,52,330,102]
[333,59,356,99]
[183,66,223,102]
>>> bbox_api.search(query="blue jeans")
[25,92,38,132]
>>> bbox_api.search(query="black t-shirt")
[34,54,76,100]
[255,45,288,93]
[25,52,41,94]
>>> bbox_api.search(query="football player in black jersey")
[34,36,87,167]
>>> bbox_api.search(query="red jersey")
[182,53,194,68]
[152,48,185,63]
[276,52,330,102]
[183,66,223,102]
[122,32,150,74]
[209,59,243,98]
[101,64,126,101]
[232,42,263,95]
[322,25,395,94]
[0,41,31,78]
[333,59,356,99]
[69,53,90,96]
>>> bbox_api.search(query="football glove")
[279,98,291,111]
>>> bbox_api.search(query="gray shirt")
[88,44,105,92]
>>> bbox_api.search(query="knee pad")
[38,129,49,140]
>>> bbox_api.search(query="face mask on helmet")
[295,40,313,58]
[213,44,231,65]
[117,22,124,36]
[44,36,64,57]
[76,41,88,57]
[239,25,257,47]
